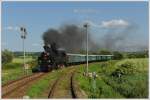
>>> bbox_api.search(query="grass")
[26,67,76,98]
[2,66,33,85]
[12,57,33,63]
[75,58,148,98]
[75,72,123,98]
[26,70,62,98]
[2,56,36,85]
[102,58,148,98]
[75,61,124,98]
[104,72,148,98]
[3,58,147,98]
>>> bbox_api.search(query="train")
[32,43,113,72]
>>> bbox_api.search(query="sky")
[1,1,149,52]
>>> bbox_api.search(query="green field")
[12,57,33,63]
[2,57,36,85]
[2,58,148,98]
[75,58,148,98]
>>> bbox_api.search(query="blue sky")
[2,1,149,52]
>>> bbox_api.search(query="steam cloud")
[99,20,148,51]
[43,24,97,53]
[100,23,135,51]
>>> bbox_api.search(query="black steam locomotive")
[32,43,113,73]
[32,43,67,72]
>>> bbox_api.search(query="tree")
[113,51,123,60]
[126,50,149,58]
[99,49,112,55]
[2,49,14,64]
[79,50,86,54]
[144,49,148,58]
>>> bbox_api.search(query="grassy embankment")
[21,58,148,98]
[2,57,36,85]
[75,58,148,98]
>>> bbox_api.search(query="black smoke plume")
[43,23,148,53]
[42,24,97,53]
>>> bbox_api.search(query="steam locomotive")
[32,43,113,72]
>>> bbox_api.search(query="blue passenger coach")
[67,53,113,65]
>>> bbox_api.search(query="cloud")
[82,19,129,29]
[5,26,19,31]
[101,19,129,28]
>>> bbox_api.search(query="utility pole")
[84,23,89,75]
[20,27,27,75]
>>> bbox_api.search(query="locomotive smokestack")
[43,44,51,52]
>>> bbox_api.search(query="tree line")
[2,49,148,64]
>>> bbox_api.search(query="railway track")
[2,66,87,98]
[48,68,76,98]
[2,72,46,98]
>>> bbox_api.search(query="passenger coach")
[67,53,113,65]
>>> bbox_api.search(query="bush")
[109,73,148,98]
[113,51,123,60]
[111,61,136,77]
[99,49,112,55]
[126,51,148,58]
[28,60,38,68]
[2,49,14,64]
